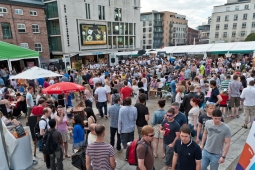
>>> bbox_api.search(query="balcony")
[154,19,163,22]
[154,21,163,27]
[170,23,173,27]
[154,35,163,39]
[154,30,163,33]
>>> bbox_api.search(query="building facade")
[197,17,211,44]
[44,0,141,66]
[0,0,50,62]
[141,11,188,49]
[210,0,255,43]
[187,27,199,45]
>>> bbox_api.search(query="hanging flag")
[236,119,255,170]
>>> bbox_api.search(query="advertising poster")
[80,24,107,45]
[236,119,255,170]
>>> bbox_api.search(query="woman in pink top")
[179,68,185,82]
[54,105,70,159]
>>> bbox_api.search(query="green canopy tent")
[0,41,39,71]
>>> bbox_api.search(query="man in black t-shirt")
[208,80,222,105]
[172,125,202,170]
[135,94,149,139]
[160,108,180,170]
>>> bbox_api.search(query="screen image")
[80,24,107,45]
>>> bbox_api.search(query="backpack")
[34,118,47,140]
[126,139,148,166]
[42,129,59,155]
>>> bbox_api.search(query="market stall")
[0,41,39,72]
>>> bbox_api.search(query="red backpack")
[126,139,148,166]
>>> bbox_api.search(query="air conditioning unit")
[0,14,3,17]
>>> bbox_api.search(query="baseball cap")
[223,88,227,92]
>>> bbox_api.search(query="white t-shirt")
[160,78,166,84]
[95,87,107,102]
[39,116,50,130]
[92,77,101,86]
[49,80,54,85]
[100,75,105,84]
[247,77,254,85]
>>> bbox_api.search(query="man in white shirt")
[240,80,255,129]
[94,82,108,119]
[246,73,254,85]
[92,74,101,87]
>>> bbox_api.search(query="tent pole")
[7,60,12,72]
[37,57,41,68]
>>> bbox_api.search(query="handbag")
[71,129,88,170]
[15,124,26,138]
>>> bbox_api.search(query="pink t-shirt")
[56,115,68,132]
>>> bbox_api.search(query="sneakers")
[105,115,108,119]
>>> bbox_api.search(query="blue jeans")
[38,139,42,150]
[201,149,221,170]
[120,131,134,149]
[98,101,107,117]
[110,127,121,150]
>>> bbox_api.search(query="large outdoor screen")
[80,24,107,45]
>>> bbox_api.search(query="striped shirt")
[86,142,115,170]
[221,80,231,90]
[108,104,120,128]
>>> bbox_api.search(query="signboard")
[80,24,107,45]
[236,119,255,170]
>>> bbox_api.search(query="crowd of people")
[1,54,255,170]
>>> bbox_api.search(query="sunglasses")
[146,134,154,137]
[166,114,173,117]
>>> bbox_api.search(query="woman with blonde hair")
[84,84,93,103]
[175,85,185,104]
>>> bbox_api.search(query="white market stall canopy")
[164,41,255,54]
[114,51,139,56]
[171,45,195,54]
[162,46,178,53]
[229,41,255,54]
[187,44,215,54]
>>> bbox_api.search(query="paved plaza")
[19,98,249,170]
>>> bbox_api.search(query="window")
[85,3,91,19]
[149,27,152,32]
[235,6,239,10]
[143,21,145,27]
[233,23,237,29]
[1,22,12,39]
[35,43,42,52]
[143,34,146,38]
[215,32,219,38]
[223,32,227,37]
[32,24,40,33]
[225,15,229,21]
[234,14,238,20]
[149,21,152,26]
[252,22,255,27]
[17,24,26,33]
[143,40,146,44]
[226,7,230,11]
[216,24,220,30]
[143,28,146,32]
[114,8,122,21]
[20,43,29,49]
[15,9,23,15]
[243,14,247,20]
[45,1,59,18]
[216,16,220,22]
[30,10,37,16]
[224,24,228,29]
[241,31,245,37]
[232,31,236,37]
[98,5,105,20]
[253,13,255,19]
[149,34,152,38]
[242,22,246,28]
[149,40,152,44]
[0,7,8,13]
[244,5,249,9]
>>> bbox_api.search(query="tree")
[245,33,255,41]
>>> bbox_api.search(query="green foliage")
[245,33,255,41]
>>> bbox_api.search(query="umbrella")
[42,82,85,94]
[9,66,63,80]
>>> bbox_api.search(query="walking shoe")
[105,115,108,119]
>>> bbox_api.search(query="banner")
[236,119,255,170]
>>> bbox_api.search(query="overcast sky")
[141,0,228,29]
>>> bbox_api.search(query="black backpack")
[42,129,58,155]
[34,118,47,140]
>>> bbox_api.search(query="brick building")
[0,0,50,64]
[187,27,200,45]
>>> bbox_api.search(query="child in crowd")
[220,89,229,117]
